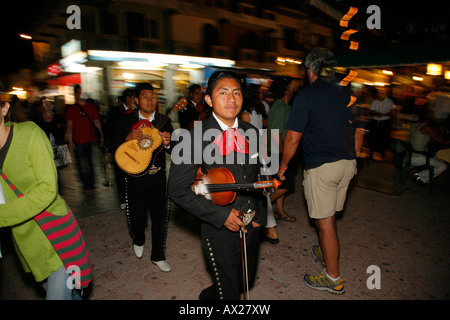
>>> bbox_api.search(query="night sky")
[0,0,447,77]
[0,2,47,76]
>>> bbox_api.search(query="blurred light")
[276,57,301,65]
[349,41,359,50]
[340,29,358,41]
[61,39,82,58]
[125,82,137,88]
[8,90,27,99]
[413,76,423,81]
[12,87,24,91]
[340,70,358,86]
[180,63,205,69]
[340,7,358,28]
[118,61,167,69]
[346,96,357,107]
[19,34,32,40]
[445,71,450,80]
[382,70,393,75]
[60,51,88,68]
[122,73,134,79]
[47,63,62,76]
[88,50,235,68]
[426,64,442,75]
[276,57,286,65]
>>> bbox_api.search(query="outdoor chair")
[397,140,434,194]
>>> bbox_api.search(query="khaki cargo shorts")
[303,159,356,219]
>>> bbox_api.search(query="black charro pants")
[125,170,169,261]
[200,224,262,300]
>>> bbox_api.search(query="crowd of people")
[1,47,449,300]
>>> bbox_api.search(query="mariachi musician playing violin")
[169,71,267,300]
[111,82,173,272]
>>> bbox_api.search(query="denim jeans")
[74,141,96,191]
[42,266,83,300]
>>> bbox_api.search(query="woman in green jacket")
[0,99,91,299]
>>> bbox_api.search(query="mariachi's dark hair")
[121,88,135,100]
[205,71,243,98]
[188,83,201,95]
[135,82,154,100]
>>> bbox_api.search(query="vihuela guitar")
[115,97,187,176]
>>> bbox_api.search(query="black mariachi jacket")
[110,111,174,174]
[168,116,267,235]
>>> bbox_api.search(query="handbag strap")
[76,103,98,131]
[0,167,93,288]
[0,168,23,198]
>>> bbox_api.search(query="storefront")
[59,45,236,116]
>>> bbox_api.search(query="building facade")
[29,0,337,113]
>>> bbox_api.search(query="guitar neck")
[156,115,170,131]
[155,98,187,130]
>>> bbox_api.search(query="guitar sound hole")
[139,137,152,149]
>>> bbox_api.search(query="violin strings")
[205,184,253,192]
[205,182,273,193]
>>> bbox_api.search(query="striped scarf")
[0,169,93,289]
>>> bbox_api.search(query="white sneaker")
[152,260,171,272]
[133,245,144,258]
[120,203,126,210]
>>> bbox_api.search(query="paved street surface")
[1,146,449,304]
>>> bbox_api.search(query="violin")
[191,167,281,206]
[192,166,280,300]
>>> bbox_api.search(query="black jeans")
[74,141,96,190]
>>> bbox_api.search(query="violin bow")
[239,210,250,300]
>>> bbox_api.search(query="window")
[127,12,147,38]
[149,19,160,39]
[82,10,96,33]
[101,13,118,35]
[284,28,299,50]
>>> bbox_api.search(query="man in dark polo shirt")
[277,48,364,295]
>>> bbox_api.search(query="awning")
[336,43,450,68]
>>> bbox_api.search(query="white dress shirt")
[212,112,238,130]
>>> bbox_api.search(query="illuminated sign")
[61,39,82,58]
[47,63,62,76]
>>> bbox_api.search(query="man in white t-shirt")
[369,87,394,160]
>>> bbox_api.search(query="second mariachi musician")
[110,82,173,272]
